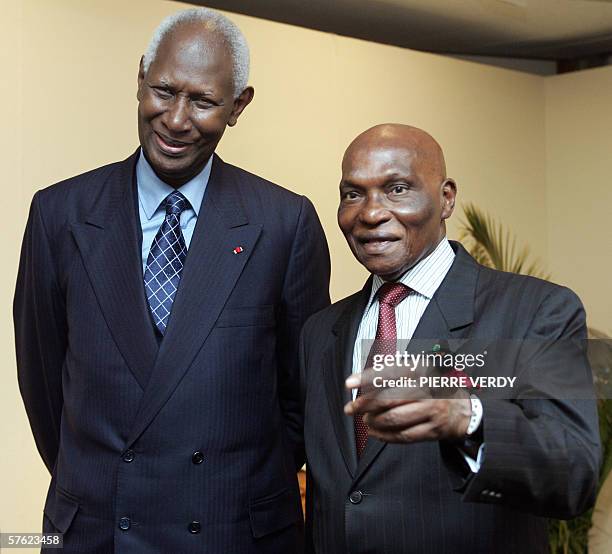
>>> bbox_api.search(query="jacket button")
[192,451,204,464]
[349,490,363,504]
[122,450,135,463]
[188,521,201,534]
[119,517,131,530]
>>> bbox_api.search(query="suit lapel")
[126,155,262,447]
[71,151,158,390]
[354,242,480,481]
[323,282,371,478]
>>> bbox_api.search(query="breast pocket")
[215,305,275,328]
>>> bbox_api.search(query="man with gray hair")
[15,7,330,553]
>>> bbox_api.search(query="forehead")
[149,27,232,84]
[342,144,422,183]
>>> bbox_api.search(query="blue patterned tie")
[144,190,189,335]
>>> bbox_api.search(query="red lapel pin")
[233,246,244,254]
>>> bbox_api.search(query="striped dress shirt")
[350,237,484,471]
[351,236,455,381]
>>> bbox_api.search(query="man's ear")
[137,56,145,101]
[228,86,255,127]
[441,178,457,220]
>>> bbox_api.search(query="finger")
[345,394,409,417]
[349,368,433,400]
[346,387,429,417]
[344,399,356,415]
[345,373,361,390]
[367,421,438,444]
[352,380,430,413]
[364,402,430,432]
[345,368,379,391]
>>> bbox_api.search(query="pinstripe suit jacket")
[14,151,330,553]
[300,242,600,554]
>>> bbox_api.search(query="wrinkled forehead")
[342,144,424,181]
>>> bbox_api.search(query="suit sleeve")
[277,196,330,471]
[14,192,67,473]
[299,322,316,554]
[451,287,601,518]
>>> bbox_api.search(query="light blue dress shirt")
[136,149,213,271]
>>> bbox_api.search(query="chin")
[146,147,187,170]
[152,159,184,175]
[363,262,400,280]
[373,261,414,281]
[377,271,403,281]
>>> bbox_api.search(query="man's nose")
[359,195,391,225]
[164,97,191,133]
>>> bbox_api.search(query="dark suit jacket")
[14,151,330,553]
[300,241,600,554]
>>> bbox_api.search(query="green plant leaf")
[458,202,550,279]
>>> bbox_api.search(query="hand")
[344,367,472,443]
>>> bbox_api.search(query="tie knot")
[377,282,411,308]
[165,191,188,216]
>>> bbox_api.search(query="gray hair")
[143,8,250,97]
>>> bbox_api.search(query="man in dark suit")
[14,7,329,553]
[300,124,600,553]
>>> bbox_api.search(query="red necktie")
[354,282,412,457]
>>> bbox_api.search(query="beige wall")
[0,0,608,545]
[13,0,550,302]
[545,66,612,335]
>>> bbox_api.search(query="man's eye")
[154,88,172,99]
[193,100,213,110]
[341,191,359,201]
[391,185,408,194]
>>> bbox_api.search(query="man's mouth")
[357,234,399,253]
[154,132,192,155]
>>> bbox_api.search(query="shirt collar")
[368,237,455,307]
[136,148,213,220]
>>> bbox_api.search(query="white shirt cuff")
[461,443,486,473]
[459,394,484,472]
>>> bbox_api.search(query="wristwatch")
[466,394,483,436]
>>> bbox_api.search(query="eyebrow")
[339,180,363,189]
[340,172,413,186]
[154,78,172,87]
[149,79,221,101]
[149,77,214,96]
[191,91,217,99]
[384,172,408,180]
